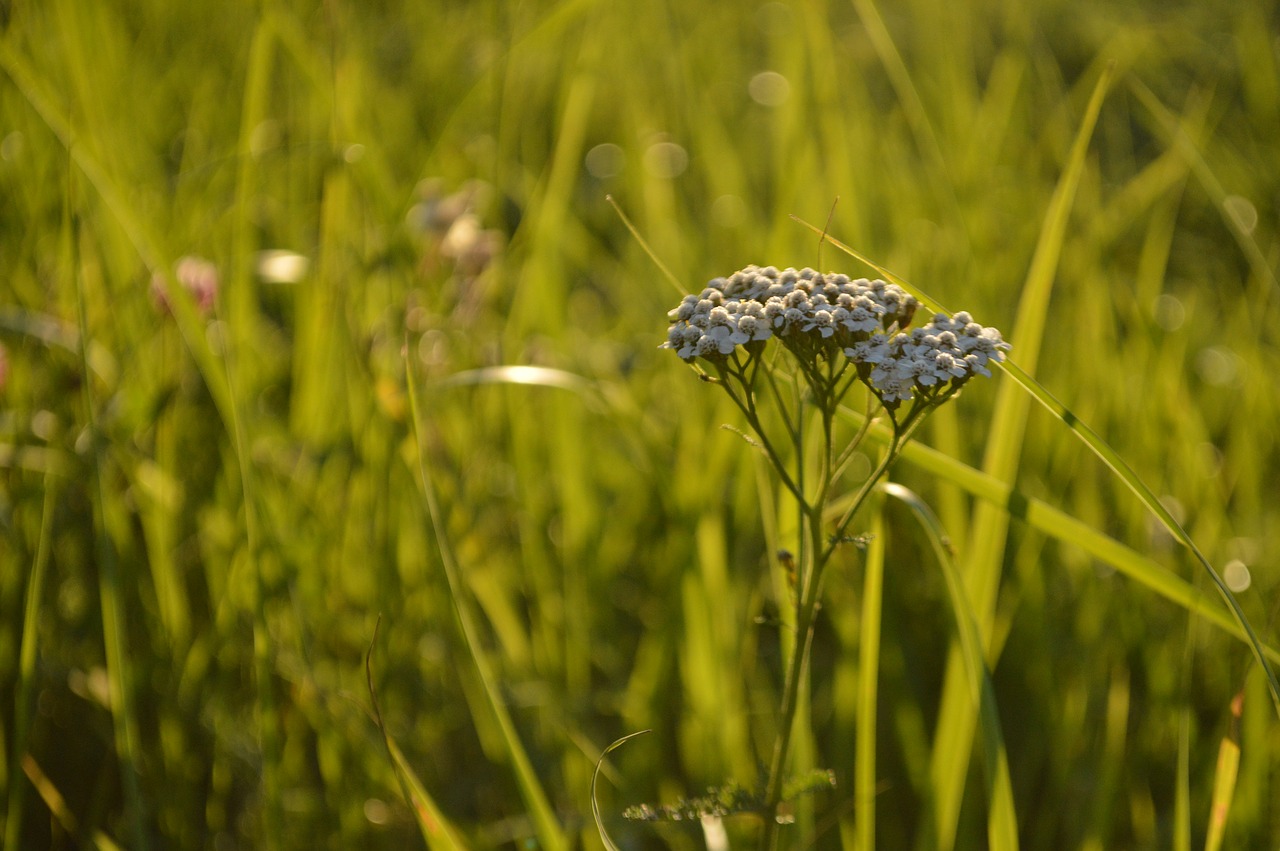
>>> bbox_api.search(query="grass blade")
[1128,79,1280,315]
[1204,694,1243,851]
[1174,709,1191,851]
[993,361,1280,713]
[591,730,651,851]
[365,619,469,851]
[828,412,1280,663]
[853,497,886,851]
[800,64,1113,848]
[404,345,568,851]
[881,483,1019,851]
[21,755,124,851]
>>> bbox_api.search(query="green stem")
[719,366,809,508]
[760,425,908,850]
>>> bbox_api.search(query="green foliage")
[2,0,1279,848]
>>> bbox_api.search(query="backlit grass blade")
[405,346,568,851]
[365,619,469,851]
[21,755,124,851]
[435,364,596,394]
[829,411,1280,663]
[992,360,1280,712]
[854,499,886,851]
[1204,695,1243,851]
[881,483,1019,851]
[591,730,652,851]
[800,250,1280,687]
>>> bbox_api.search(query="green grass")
[2,0,1280,848]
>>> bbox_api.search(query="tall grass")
[2,0,1279,848]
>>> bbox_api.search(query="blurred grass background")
[2,0,1279,848]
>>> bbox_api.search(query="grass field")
[3,1,1280,848]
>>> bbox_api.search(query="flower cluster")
[662,266,916,359]
[847,312,1010,403]
[661,265,1008,405]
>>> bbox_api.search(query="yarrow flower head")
[661,265,916,359]
[661,265,1009,412]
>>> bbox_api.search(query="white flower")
[670,295,700,321]
[660,267,999,388]
[933,351,967,378]
[964,352,992,378]
[844,333,890,364]
[803,309,837,337]
[781,306,807,331]
[764,298,786,326]
[737,314,772,342]
[877,375,916,404]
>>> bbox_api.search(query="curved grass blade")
[880,483,1019,851]
[994,361,1280,712]
[591,730,651,851]
[404,346,568,851]
[435,364,595,394]
[828,411,1280,664]
[365,618,469,851]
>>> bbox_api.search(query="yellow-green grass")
[2,0,1278,848]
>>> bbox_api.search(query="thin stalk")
[760,434,906,850]
[760,501,825,849]
[719,369,808,507]
[855,500,887,851]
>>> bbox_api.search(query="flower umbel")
[661,265,1008,415]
